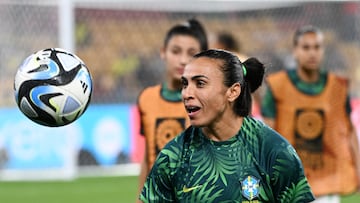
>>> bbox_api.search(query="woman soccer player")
[137,19,208,198]
[140,49,315,202]
[261,25,360,202]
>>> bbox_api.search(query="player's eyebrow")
[181,75,209,82]
[190,75,209,80]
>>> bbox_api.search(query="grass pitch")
[0,175,358,203]
[0,176,138,203]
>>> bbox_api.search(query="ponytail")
[233,57,264,116]
[242,57,265,93]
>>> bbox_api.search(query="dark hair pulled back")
[164,18,208,51]
[193,49,264,116]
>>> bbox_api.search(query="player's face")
[294,32,324,71]
[161,35,201,82]
[181,57,233,127]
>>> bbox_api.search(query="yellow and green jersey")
[140,117,315,203]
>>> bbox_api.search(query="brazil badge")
[241,176,260,201]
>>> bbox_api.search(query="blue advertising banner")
[76,104,132,166]
[0,104,133,174]
[0,108,79,170]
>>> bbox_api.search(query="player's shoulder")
[139,84,161,98]
[254,119,293,151]
[267,70,288,79]
[265,70,288,87]
[256,126,302,173]
[243,117,279,145]
[244,116,271,131]
[137,84,161,105]
[327,72,349,87]
[263,127,289,147]
[242,117,293,158]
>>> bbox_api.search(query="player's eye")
[188,49,197,57]
[171,48,181,55]
[314,44,321,50]
[181,78,188,89]
[302,45,310,50]
[196,80,205,88]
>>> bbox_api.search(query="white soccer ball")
[14,48,93,127]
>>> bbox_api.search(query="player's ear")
[227,82,241,102]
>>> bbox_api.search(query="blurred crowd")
[0,2,359,106]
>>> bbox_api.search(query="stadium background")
[0,0,359,202]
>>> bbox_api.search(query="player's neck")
[202,114,244,142]
[296,67,320,83]
[166,78,182,91]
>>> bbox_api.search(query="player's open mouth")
[185,106,201,116]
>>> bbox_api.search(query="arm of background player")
[261,86,276,129]
[137,154,149,203]
[136,98,148,203]
[346,95,360,191]
[350,123,360,192]
[137,123,147,202]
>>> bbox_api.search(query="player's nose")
[182,85,194,101]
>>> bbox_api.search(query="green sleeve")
[271,143,315,203]
[139,151,175,203]
[261,87,277,118]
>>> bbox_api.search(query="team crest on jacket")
[241,176,260,200]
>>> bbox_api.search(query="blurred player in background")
[140,49,315,202]
[261,25,360,203]
[210,31,248,62]
[210,31,262,119]
[136,18,208,201]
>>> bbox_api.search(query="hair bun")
[243,57,265,93]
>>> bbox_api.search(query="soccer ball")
[14,48,93,127]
